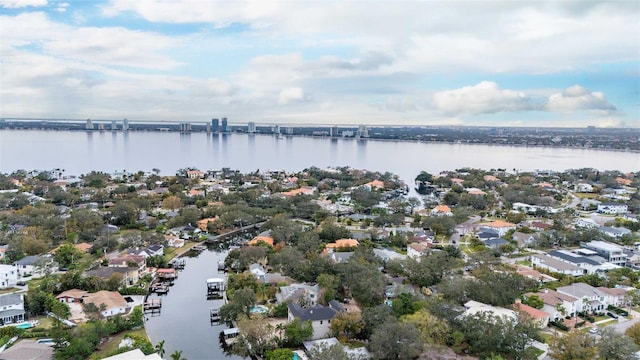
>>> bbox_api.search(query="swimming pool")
[16,323,33,329]
[250,305,269,314]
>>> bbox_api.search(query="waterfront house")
[0,339,54,360]
[56,289,88,303]
[130,244,164,258]
[0,264,19,289]
[0,293,25,325]
[288,300,345,340]
[109,254,146,272]
[83,290,129,318]
[102,349,162,360]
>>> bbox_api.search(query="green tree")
[401,309,450,346]
[265,348,294,360]
[549,330,597,360]
[283,318,313,347]
[170,350,186,360]
[626,322,640,346]
[368,320,423,360]
[54,243,83,269]
[598,327,639,360]
[330,311,363,341]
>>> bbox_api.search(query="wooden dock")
[143,299,162,313]
[192,245,207,252]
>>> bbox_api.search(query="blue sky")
[1,0,638,128]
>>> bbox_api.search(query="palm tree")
[170,350,186,360]
[155,340,165,358]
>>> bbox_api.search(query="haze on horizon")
[1,0,638,128]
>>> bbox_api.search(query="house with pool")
[0,293,25,325]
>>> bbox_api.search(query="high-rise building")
[330,125,339,137]
[211,118,219,132]
[357,125,369,138]
[221,117,229,132]
[274,124,280,135]
[85,119,94,130]
[179,122,192,132]
[111,120,117,131]
[123,118,129,131]
[248,122,257,133]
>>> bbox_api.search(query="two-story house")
[557,283,609,314]
[0,264,19,289]
[14,255,57,278]
[287,300,345,340]
[0,293,25,325]
[525,289,579,321]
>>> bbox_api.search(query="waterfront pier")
[143,298,162,314]
[206,278,226,299]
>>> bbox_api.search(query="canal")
[144,245,246,360]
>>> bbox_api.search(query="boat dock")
[222,327,239,345]
[210,308,221,324]
[150,283,169,294]
[206,278,226,299]
[157,268,178,281]
[143,298,162,313]
[217,260,225,272]
[168,258,186,270]
[192,245,207,252]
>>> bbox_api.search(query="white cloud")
[1,12,181,70]
[278,87,306,105]
[432,82,534,115]
[0,0,46,8]
[547,85,616,113]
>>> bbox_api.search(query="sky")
[1,0,639,128]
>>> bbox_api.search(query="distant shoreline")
[2,127,638,154]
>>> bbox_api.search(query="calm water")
[1,130,638,185]
[144,248,245,360]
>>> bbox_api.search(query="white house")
[14,255,56,278]
[0,293,26,325]
[288,301,344,340]
[531,254,585,276]
[599,226,632,239]
[407,243,429,260]
[0,264,19,289]
[575,183,594,193]
[557,283,609,314]
[277,283,320,306]
[480,220,517,237]
[83,291,129,318]
[597,202,628,214]
[249,263,267,282]
[526,289,579,320]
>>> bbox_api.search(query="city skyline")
[1,0,638,128]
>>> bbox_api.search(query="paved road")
[609,309,640,334]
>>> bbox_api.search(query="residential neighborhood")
[0,166,638,359]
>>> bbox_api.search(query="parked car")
[607,311,619,319]
[589,328,599,334]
